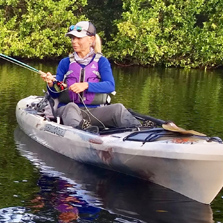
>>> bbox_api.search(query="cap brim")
[65,30,87,38]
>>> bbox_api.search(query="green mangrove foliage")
[106,0,223,68]
[0,0,223,68]
[0,0,88,58]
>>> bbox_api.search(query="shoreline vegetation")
[1,0,223,69]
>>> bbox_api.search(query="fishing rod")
[0,53,66,92]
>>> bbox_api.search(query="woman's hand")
[39,71,55,87]
[69,82,89,93]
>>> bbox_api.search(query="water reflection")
[12,127,214,223]
[28,175,102,222]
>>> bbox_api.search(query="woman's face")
[71,36,94,57]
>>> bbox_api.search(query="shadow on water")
[7,127,214,223]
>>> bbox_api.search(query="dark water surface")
[0,60,223,222]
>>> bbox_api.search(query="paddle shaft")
[128,109,166,126]
[128,109,206,136]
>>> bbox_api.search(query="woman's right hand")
[39,71,55,87]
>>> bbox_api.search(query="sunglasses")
[68,25,94,36]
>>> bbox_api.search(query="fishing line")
[78,93,107,129]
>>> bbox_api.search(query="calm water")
[0,60,223,222]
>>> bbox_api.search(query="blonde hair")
[93,34,102,53]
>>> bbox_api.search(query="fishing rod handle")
[39,70,67,91]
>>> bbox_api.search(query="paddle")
[128,109,206,136]
[0,53,66,91]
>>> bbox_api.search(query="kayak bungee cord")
[0,53,66,92]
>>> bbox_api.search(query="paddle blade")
[162,122,206,136]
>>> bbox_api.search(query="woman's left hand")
[69,82,89,93]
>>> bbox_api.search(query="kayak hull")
[16,96,223,204]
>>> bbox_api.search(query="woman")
[40,21,141,132]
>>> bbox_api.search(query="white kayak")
[16,95,223,204]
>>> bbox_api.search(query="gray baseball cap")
[65,21,96,38]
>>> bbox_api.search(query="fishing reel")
[53,80,67,92]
